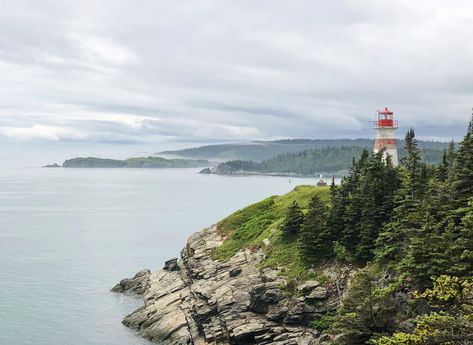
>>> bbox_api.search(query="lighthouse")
[373,107,399,166]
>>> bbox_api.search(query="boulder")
[111,269,150,294]
[163,257,179,271]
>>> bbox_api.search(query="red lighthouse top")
[378,107,393,115]
[374,107,398,128]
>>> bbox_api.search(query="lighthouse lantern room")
[373,107,399,166]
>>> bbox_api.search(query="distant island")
[44,156,212,168]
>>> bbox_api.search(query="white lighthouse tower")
[373,107,398,166]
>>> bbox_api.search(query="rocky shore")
[113,225,352,344]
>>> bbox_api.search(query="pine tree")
[299,194,330,264]
[281,201,304,236]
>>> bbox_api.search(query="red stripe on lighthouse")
[375,139,396,145]
[374,139,396,150]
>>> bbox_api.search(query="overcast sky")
[1,0,473,156]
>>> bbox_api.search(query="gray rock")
[250,284,284,314]
[306,286,328,300]
[283,302,316,325]
[319,334,332,343]
[266,305,288,322]
[111,269,150,295]
[115,225,345,344]
[297,280,321,295]
[163,257,179,271]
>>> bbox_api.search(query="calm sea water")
[0,167,315,345]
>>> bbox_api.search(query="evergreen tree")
[281,201,304,236]
[331,266,396,344]
[375,129,424,268]
[448,198,473,276]
[356,152,392,262]
[326,178,346,247]
[435,142,455,182]
[400,212,445,288]
[299,195,330,264]
[450,115,473,219]
[401,128,424,201]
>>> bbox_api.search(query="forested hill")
[159,139,448,162]
[209,145,446,176]
[61,156,210,168]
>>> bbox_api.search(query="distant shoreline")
[43,156,213,169]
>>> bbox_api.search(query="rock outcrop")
[111,269,150,294]
[114,225,349,344]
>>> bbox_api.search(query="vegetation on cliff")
[62,156,210,168]
[213,115,473,344]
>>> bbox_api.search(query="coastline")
[113,224,352,344]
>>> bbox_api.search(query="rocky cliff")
[113,224,352,345]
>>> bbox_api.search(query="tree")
[299,194,330,264]
[447,198,473,276]
[398,212,445,288]
[331,266,396,344]
[450,115,473,221]
[281,201,304,236]
[401,128,424,202]
[435,141,455,182]
[375,129,424,269]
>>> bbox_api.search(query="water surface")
[0,167,314,345]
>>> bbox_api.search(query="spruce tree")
[281,201,304,236]
[402,128,423,202]
[450,115,473,218]
[448,198,473,276]
[331,266,396,344]
[400,212,445,289]
[375,129,424,267]
[299,194,330,264]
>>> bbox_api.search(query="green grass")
[213,185,330,283]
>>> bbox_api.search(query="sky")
[1,0,473,164]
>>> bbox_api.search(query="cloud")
[0,124,85,141]
[0,0,472,146]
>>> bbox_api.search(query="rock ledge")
[114,225,345,344]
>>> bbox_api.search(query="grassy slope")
[214,185,330,282]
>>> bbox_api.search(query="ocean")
[0,167,315,345]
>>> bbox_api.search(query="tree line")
[215,145,446,176]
